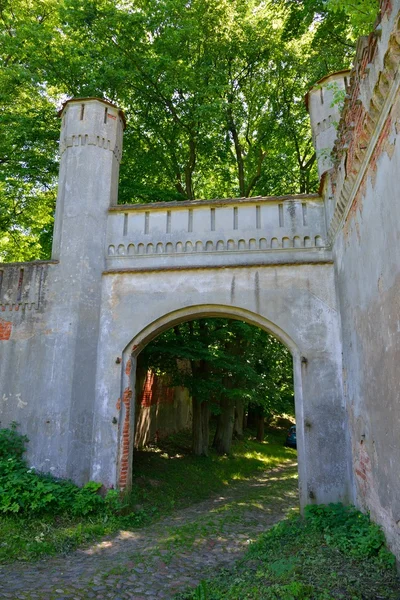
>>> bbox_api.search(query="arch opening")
[118,305,303,502]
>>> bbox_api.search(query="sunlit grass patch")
[129,427,297,513]
[0,427,296,563]
[176,506,400,600]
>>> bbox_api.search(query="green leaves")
[140,318,294,419]
[305,503,396,566]
[0,424,124,517]
[1,0,373,260]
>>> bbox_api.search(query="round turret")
[306,70,351,179]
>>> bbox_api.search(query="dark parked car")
[285,425,296,449]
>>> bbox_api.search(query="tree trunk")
[192,395,204,456]
[243,410,248,430]
[213,396,235,455]
[227,100,246,197]
[256,414,265,442]
[233,399,244,439]
[247,404,256,427]
[201,400,210,456]
[191,356,210,456]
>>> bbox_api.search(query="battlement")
[58,98,125,163]
[105,194,330,270]
[320,4,400,239]
[306,70,350,178]
[0,261,56,312]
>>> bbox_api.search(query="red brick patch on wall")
[119,386,132,489]
[139,370,174,408]
[125,358,132,377]
[355,441,372,501]
[0,319,12,341]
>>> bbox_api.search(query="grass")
[175,506,400,600]
[130,426,296,515]
[132,463,299,561]
[0,426,297,563]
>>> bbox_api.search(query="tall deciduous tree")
[0,0,379,261]
[139,319,294,455]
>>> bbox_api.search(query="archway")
[91,263,351,510]
[119,305,304,507]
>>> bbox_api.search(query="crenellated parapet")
[0,261,56,312]
[316,3,400,240]
[58,98,125,163]
[105,194,329,270]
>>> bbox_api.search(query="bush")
[0,422,28,461]
[0,424,123,518]
[305,503,395,567]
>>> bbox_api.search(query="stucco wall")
[333,90,400,558]
[91,262,351,508]
[134,367,191,448]
[314,1,400,558]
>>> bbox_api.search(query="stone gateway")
[0,0,399,560]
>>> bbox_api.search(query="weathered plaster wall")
[310,0,400,558]
[334,89,400,558]
[91,262,350,508]
[0,261,74,477]
[0,98,125,485]
[134,367,191,448]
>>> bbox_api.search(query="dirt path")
[0,463,298,600]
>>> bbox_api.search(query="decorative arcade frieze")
[105,194,330,270]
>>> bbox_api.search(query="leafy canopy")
[0,0,379,261]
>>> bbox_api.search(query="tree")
[0,0,378,261]
[140,318,294,455]
[0,0,60,261]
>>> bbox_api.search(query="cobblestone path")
[0,463,298,600]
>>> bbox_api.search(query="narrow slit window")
[302,203,308,226]
[144,212,150,234]
[104,107,108,124]
[188,209,193,233]
[80,104,85,120]
[123,213,128,236]
[233,207,238,230]
[166,211,171,233]
[211,208,216,231]
[256,205,261,229]
[279,204,284,227]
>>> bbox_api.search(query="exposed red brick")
[380,0,393,16]
[119,386,132,489]
[139,369,175,408]
[0,319,12,341]
[355,468,367,481]
[125,358,132,377]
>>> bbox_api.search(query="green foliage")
[1,0,372,261]
[176,504,399,600]
[0,421,28,461]
[194,581,209,600]
[0,424,123,517]
[140,318,294,420]
[305,502,396,566]
[0,426,296,563]
[326,0,379,38]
